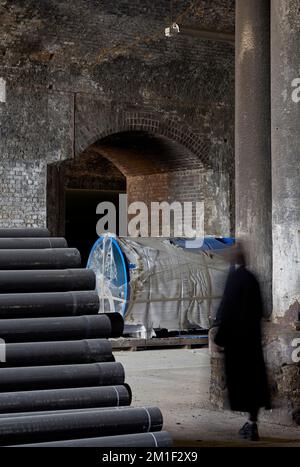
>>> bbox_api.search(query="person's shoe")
[238,422,260,441]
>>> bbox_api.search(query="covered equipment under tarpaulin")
[87,235,230,337]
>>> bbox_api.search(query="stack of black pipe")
[0,228,172,447]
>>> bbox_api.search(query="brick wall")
[127,169,231,237]
[0,161,46,228]
[0,0,235,231]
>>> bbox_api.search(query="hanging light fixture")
[165,1,180,38]
[165,22,180,38]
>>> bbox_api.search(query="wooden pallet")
[110,335,208,351]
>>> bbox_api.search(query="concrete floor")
[115,348,300,447]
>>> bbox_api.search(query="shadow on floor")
[174,438,300,447]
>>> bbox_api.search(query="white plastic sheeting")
[87,235,230,338]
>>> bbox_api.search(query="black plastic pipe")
[0,406,163,445]
[0,248,81,270]
[0,362,124,392]
[0,385,131,414]
[2,339,113,367]
[0,406,133,418]
[0,269,96,293]
[13,431,173,447]
[0,291,99,318]
[0,228,50,238]
[0,238,67,249]
[0,313,123,342]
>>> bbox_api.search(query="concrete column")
[235,0,272,314]
[271,1,300,323]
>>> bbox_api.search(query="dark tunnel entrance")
[65,188,125,265]
[47,148,126,265]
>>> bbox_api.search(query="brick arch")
[75,109,212,167]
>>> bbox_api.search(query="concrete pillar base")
[209,323,300,426]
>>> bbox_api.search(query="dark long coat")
[214,265,271,413]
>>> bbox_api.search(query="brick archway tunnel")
[47,130,233,264]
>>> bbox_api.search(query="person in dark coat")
[214,243,271,441]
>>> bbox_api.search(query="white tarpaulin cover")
[87,235,230,338]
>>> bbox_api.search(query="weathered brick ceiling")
[0,0,235,66]
[60,131,201,179]
[63,149,126,180]
[92,131,204,176]
[0,0,235,175]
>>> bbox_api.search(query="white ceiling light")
[165,22,180,38]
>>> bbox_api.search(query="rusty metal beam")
[179,25,235,44]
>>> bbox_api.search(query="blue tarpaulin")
[171,237,235,251]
